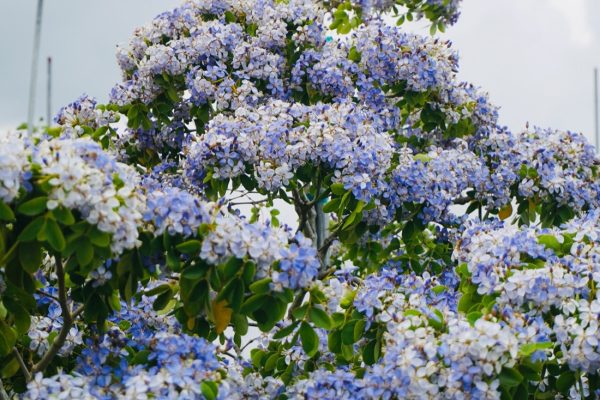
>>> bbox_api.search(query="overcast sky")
[1,0,599,145]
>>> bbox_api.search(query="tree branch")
[36,289,60,305]
[293,189,316,240]
[0,378,9,400]
[30,256,79,378]
[12,347,31,382]
[453,196,471,205]
[287,289,307,320]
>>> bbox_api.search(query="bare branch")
[0,378,9,400]
[287,289,307,320]
[30,256,80,378]
[36,289,60,304]
[12,347,31,382]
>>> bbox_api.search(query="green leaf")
[266,352,282,372]
[466,311,482,326]
[221,257,243,281]
[3,298,31,335]
[76,237,94,267]
[217,278,244,312]
[309,307,332,330]
[89,227,111,247]
[167,87,179,102]
[52,207,75,225]
[131,349,151,365]
[153,289,173,311]
[176,240,202,254]
[429,23,437,35]
[45,218,66,251]
[291,303,308,320]
[348,46,361,62]
[232,313,249,335]
[145,284,171,297]
[362,340,377,365]
[224,10,237,22]
[499,367,523,388]
[0,201,15,221]
[341,321,357,345]
[0,320,17,356]
[457,292,477,313]
[1,357,20,379]
[518,342,552,357]
[537,234,561,252]
[249,278,272,294]
[328,329,341,353]
[201,381,218,400]
[241,293,266,314]
[330,183,346,196]
[322,198,341,213]
[250,349,265,368]
[18,241,43,273]
[17,197,48,216]
[556,371,575,394]
[353,319,366,342]
[273,321,299,340]
[182,266,206,281]
[299,321,319,357]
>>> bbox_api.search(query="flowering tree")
[1,0,600,398]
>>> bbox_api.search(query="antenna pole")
[47,57,52,125]
[27,0,44,136]
[594,68,599,152]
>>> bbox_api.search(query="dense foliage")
[1,0,600,398]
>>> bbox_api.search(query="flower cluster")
[34,137,145,253]
[199,213,320,289]
[28,297,84,358]
[25,327,221,399]
[479,127,600,211]
[454,210,600,372]
[184,100,393,203]
[54,95,118,138]
[283,269,521,399]
[350,0,462,26]
[111,0,324,107]
[389,141,486,222]
[354,21,457,94]
[144,186,213,237]
[6,0,600,399]
[272,233,321,291]
[0,131,31,203]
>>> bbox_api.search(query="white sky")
[1,0,599,145]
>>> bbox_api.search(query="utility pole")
[27,0,44,137]
[47,57,52,125]
[595,68,599,152]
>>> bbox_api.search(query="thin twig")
[221,351,237,360]
[30,257,79,378]
[453,196,471,205]
[36,289,60,304]
[287,289,307,320]
[0,378,9,400]
[12,347,31,381]
[241,337,259,352]
[229,199,269,206]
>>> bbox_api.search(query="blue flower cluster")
[480,126,600,211]
[54,94,117,138]
[455,210,600,373]
[272,233,320,291]
[110,0,324,107]
[350,0,462,26]
[144,186,212,237]
[25,294,221,399]
[183,100,394,202]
